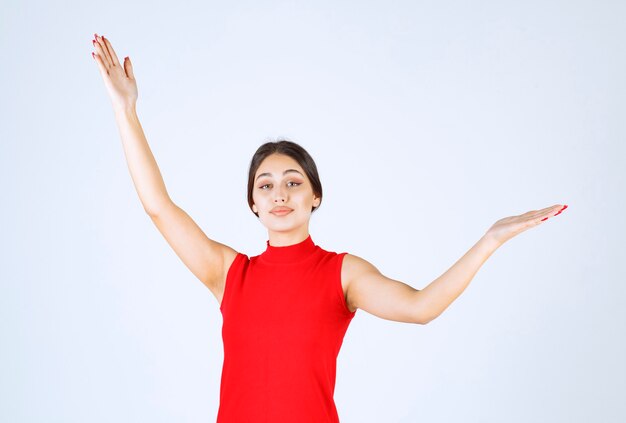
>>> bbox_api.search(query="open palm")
[486,204,568,245]
[92,33,138,110]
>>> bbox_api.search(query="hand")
[92,33,138,110]
[485,204,568,246]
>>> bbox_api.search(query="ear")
[252,204,258,213]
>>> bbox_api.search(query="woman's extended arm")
[415,204,569,322]
[415,233,500,323]
[92,34,169,214]
[343,204,568,324]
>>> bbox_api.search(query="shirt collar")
[260,234,318,264]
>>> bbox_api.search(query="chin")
[263,214,306,230]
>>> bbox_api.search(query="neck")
[267,228,310,247]
[261,233,317,264]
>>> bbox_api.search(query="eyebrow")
[255,169,303,182]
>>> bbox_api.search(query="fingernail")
[541,217,548,221]
[92,52,95,59]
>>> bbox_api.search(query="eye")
[259,181,301,190]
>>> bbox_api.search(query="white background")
[1,0,624,422]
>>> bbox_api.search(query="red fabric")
[217,235,357,422]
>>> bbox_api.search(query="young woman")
[92,33,568,422]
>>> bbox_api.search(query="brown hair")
[247,139,323,218]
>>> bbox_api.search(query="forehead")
[255,154,303,178]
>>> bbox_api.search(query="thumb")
[124,56,135,79]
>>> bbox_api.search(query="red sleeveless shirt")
[217,235,357,422]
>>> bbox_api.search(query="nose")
[273,185,287,203]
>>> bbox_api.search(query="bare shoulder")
[340,253,380,313]
[341,253,379,277]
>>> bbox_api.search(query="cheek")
[253,192,271,207]
[297,189,314,201]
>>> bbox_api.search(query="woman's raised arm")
[92,33,168,214]
[91,34,239,304]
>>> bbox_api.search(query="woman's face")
[252,153,320,234]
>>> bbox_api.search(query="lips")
[271,207,293,214]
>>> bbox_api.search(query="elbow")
[412,291,435,325]
[145,199,173,217]
[418,316,434,325]
[414,309,438,325]
[415,316,431,325]
[413,312,428,325]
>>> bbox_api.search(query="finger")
[92,39,111,70]
[124,56,135,79]
[92,51,110,78]
[540,204,568,222]
[540,204,566,216]
[92,36,110,69]
[528,204,562,218]
[95,34,113,68]
[102,36,122,67]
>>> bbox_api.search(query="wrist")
[478,233,503,254]
[113,102,137,117]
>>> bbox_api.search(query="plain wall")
[1,0,624,421]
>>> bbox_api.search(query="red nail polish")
[554,205,568,216]
[541,217,548,221]
[92,52,95,59]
